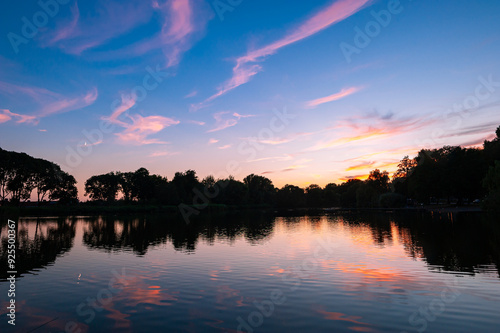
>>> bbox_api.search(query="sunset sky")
[1,0,500,198]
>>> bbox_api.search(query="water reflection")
[80,211,500,280]
[0,212,499,332]
[0,217,76,280]
[1,212,499,281]
[82,213,275,255]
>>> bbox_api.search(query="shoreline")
[0,203,484,218]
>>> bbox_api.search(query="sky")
[1,0,500,199]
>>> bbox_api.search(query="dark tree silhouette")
[483,161,500,211]
[243,174,276,205]
[305,184,324,208]
[277,185,305,208]
[3,125,500,210]
[0,148,77,204]
[171,170,202,204]
[85,172,121,202]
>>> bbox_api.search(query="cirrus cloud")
[103,94,180,145]
[194,0,371,110]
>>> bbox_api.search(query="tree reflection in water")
[0,217,76,280]
[1,212,498,281]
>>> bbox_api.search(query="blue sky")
[1,0,499,198]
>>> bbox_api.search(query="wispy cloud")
[310,129,388,151]
[149,151,179,157]
[195,0,371,109]
[0,109,37,124]
[244,131,317,146]
[309,112,438,151]
[37,88,98,117]
[346,161,376,172]
[186,120,206,126]
[208,138,219,144]
[48,2,80,45]
[342,148,420,163]
[262,164,307,175]
[246,154,294,163]
[103,95,180,145]
[141,0,206,68]
[207,111,254,133]
[440,121,500,138]
[0,81,97,124]
[218,144,232,150]
[339,174,370,182]
[305,86,362,108]
[89,0,212,68]
[345,161,398,173]
[184,90,198,98]
[460,135,496,148]
[43,1,154,55]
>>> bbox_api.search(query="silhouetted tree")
[118,171,134,201]
[306,184,324,207]
[50,173,78,204]
[483,161,500,211]
[338,179,363,207]
[171,170,202,204]
[0,148,78,204]
[243,174,276,205]
[323,183,341,207]
[85,172,121,202]
[277,185,305,208]
[214,177,249,205]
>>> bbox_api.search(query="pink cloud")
[199,0,371,107]
[308,113,439,151]
[103,95,180,145]
[149,151,179,157]
[208,138,219,144]
[207,111,254,133]
[127,0,196,67]
[0,81,60,102]
[184,90,198,98]
[37,88,98,117]
[218,144,232,150]
[306,86,362,108]
[247,154,294,163]
[90,0,212,69]
[0,111,11,123]
[0,109,37,124]
[48,2,80,45]
[0,82,97,124]
[186,120,205,126]
[116,115,180,145]
[262,164,307,175]
[103,95,136,127]
[44,1,155,55]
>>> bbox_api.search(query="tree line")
[1,126,499,210]
[0,148,78,204]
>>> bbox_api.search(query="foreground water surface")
[0,212,499,333]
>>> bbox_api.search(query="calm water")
[1,212,499,333]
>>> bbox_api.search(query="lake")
[1,212,499,332]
